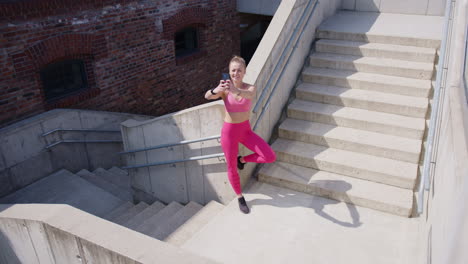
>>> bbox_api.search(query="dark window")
[175,27,199,57]
[40,59,88,100]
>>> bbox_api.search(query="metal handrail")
[252,0,319,117]
[417,0,453,214]
[42,128,120,137]
[45,140,123,149]
[253,0,319,131]
[122,153,225,169]
[119,135,221,155]
[464,25,468,105]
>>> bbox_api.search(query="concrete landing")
[318,11,443,42]
[182,182,420,264]
[0,169,123,217]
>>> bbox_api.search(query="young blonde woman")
[205,56,276,214]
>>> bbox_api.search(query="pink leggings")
[221,120,276,195]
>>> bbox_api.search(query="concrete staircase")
[0,167,225,247]
[258,22,437,217]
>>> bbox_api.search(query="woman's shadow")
[248,178,363,228]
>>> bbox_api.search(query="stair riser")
[317,31,440,48]
[301,72,430,98]
[315,43,435,63]
[258,173,411,217]
[309,57,433,80]
[296,89,428,118]
[275,150,415,189]
[287,108,424,139]
[278,128,421,163]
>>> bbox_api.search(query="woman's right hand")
[214,80,229,93]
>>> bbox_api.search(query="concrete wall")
[237,0,282,16]
[121,0,342,206]
[418,0,468,263]
[121,102,233,205]
[0,204,216,264]
[0,109,150,199]
[341,0,447,15]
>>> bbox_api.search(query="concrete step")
[0,169,124,217]
[296,83,428,118]
[309,52,434,80]
[149,201,204,240]
[112,201,149,225]
[76,169,133,202]
[316,30,440,48]
[109,166,129,178]
[93,167,131,190]
[104,201,134,220]
[287,99,426,139]
[316,11,442,49]
[135,201,183,236]
[165,201,225,246]
[124,201,166,230]
[302,67,432,98]
[279,118,422,163]
[258,162,413,217]
[315,39,436,63]
[272,138,418,189]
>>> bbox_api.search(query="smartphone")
[221,73,230,81]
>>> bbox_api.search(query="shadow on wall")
[0,229,21,264]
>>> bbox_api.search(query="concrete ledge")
[0,204,217,264]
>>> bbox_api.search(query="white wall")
[341,0,447,15]
[418,0,468,263]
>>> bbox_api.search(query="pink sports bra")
[224,91,252,112]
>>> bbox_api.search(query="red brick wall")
[0,0,240,127]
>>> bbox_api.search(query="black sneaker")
[238,196,250,214]
[237,156,245,170]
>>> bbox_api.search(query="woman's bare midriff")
[224,111,250,123]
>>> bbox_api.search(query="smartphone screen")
[221,73,230,81]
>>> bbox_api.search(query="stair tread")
[112,201,149,225]
[109,166,129,177]
[259,162,413,216]
[297,83,428,109]
[315,39,436,63]
[136,201,183,235]
[105,201,134,220]
[124,201,166,229]
[288,99,426,134]
[310,52,434,70]
[272,138,418,188]
[76,169,133,202]
[165,200,225,246]
[93,168,130,190]
[316,39,436,55]
[279,118,422,157]
[150,201,203,240]
[303,66,432,90]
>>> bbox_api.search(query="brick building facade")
[0,0,240,127]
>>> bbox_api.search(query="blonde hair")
[229,55,246,69]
